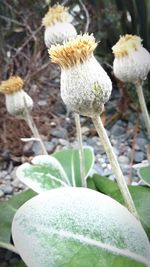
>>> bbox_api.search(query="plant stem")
[0,242,19,254]
[23,97,48,155]
[75,113,86,187]
[135,82,150,138]
[92,114,138,218]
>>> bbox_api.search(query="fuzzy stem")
[135,83,150,138]
[23,97,48,155]
[0,242,19,254]
[92,114,138,218]
[75,113,86,187]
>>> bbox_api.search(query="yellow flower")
[0,76,33,117]
[112,35,141,58]
[0,76,23,94]
[42,4,77,47]
[112,34,150,83]
[42,4,69,28]
[49,34,112,117]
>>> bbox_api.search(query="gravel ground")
[0,89,149,266]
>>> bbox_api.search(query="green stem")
[75,113,86,187]
[92,114,139,219]
[23,97,48,155]
[0,242,19,254]
[135,82,150,138]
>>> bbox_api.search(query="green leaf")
[0,189,36,248]
[10,260,27,267]
[90,174,150,240]
[138,164,150,186]
[53,146,95,186]
[16,155,71,193]
[12,187,150,267]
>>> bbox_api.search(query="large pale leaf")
[0,189,36,250]
[12,187,150,267]
[53,146,94,186]
[16,155,70,193]
[138,165,150,187]
[88,174,150,240]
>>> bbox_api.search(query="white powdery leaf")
[12,187,150,267]
[31,155,70,185]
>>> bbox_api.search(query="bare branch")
[79,0,90,33]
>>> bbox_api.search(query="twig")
[128,118,139,184]
[135,82,150,138]
[75,113,86,187]
[79,0,90,33]
[61,0,70,6]
[13,25,42,58]
[92,114,139,218]
[0,15,24,26]
[23,97,48,155]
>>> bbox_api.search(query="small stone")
[44,141,56,153]
[51,127,67,138]
[136,137,148,147]
[37,100,47,106]
[0,185,13,194]
[0,189,4,198]
[58,139,69,147]
[0,171,7,179]
[108,174,115,181]
[111,125,125,136]
[131,181,139,186]
[110,138,118,146]
[118,155,130,164]
[12,179,25,189]
[134,151,145,163]
[4,175,11,180]
[93,164,105,176]
[81,126,90,135]
[103,168,112,176]
[101,162,107,168]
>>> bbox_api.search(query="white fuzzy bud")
[61,56,112,117]
[44,22,77,47]
[112,35,150,84]
[49,34,112,117]
[6,90,33,117]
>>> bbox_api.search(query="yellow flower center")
[112,34,142,58]
[42,4,69,28]
[0,76,23,94]
[49,33,97,69]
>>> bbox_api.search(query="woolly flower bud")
[49,34,112,117]
[42,4,77,47]
[112,34,150,83]
[0,76,33,117]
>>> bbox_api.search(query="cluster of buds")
[42,4,77,48]
[0,76,33,118]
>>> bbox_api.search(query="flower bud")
[49,34,112,117]
[42,4,77,47]
[112,35,150,84]
[0,76,33,117]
